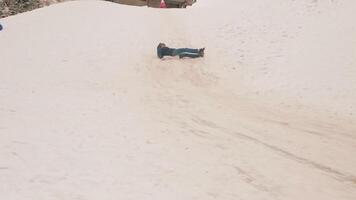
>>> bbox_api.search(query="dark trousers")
[172,48,200,58]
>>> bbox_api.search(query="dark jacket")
[157,45,175,58]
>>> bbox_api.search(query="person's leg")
[179,53,201,59]
[173,48,200,56]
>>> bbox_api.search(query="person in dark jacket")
[0,23,3,31]
[157,43,204,59]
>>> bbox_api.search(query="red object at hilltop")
[160,0,167,8]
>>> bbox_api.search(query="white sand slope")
[1,0,356,199]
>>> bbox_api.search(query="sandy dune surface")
[0,0,356,199]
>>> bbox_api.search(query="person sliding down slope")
[157,43,205,59]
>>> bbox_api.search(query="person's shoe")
[199,48,205,57]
